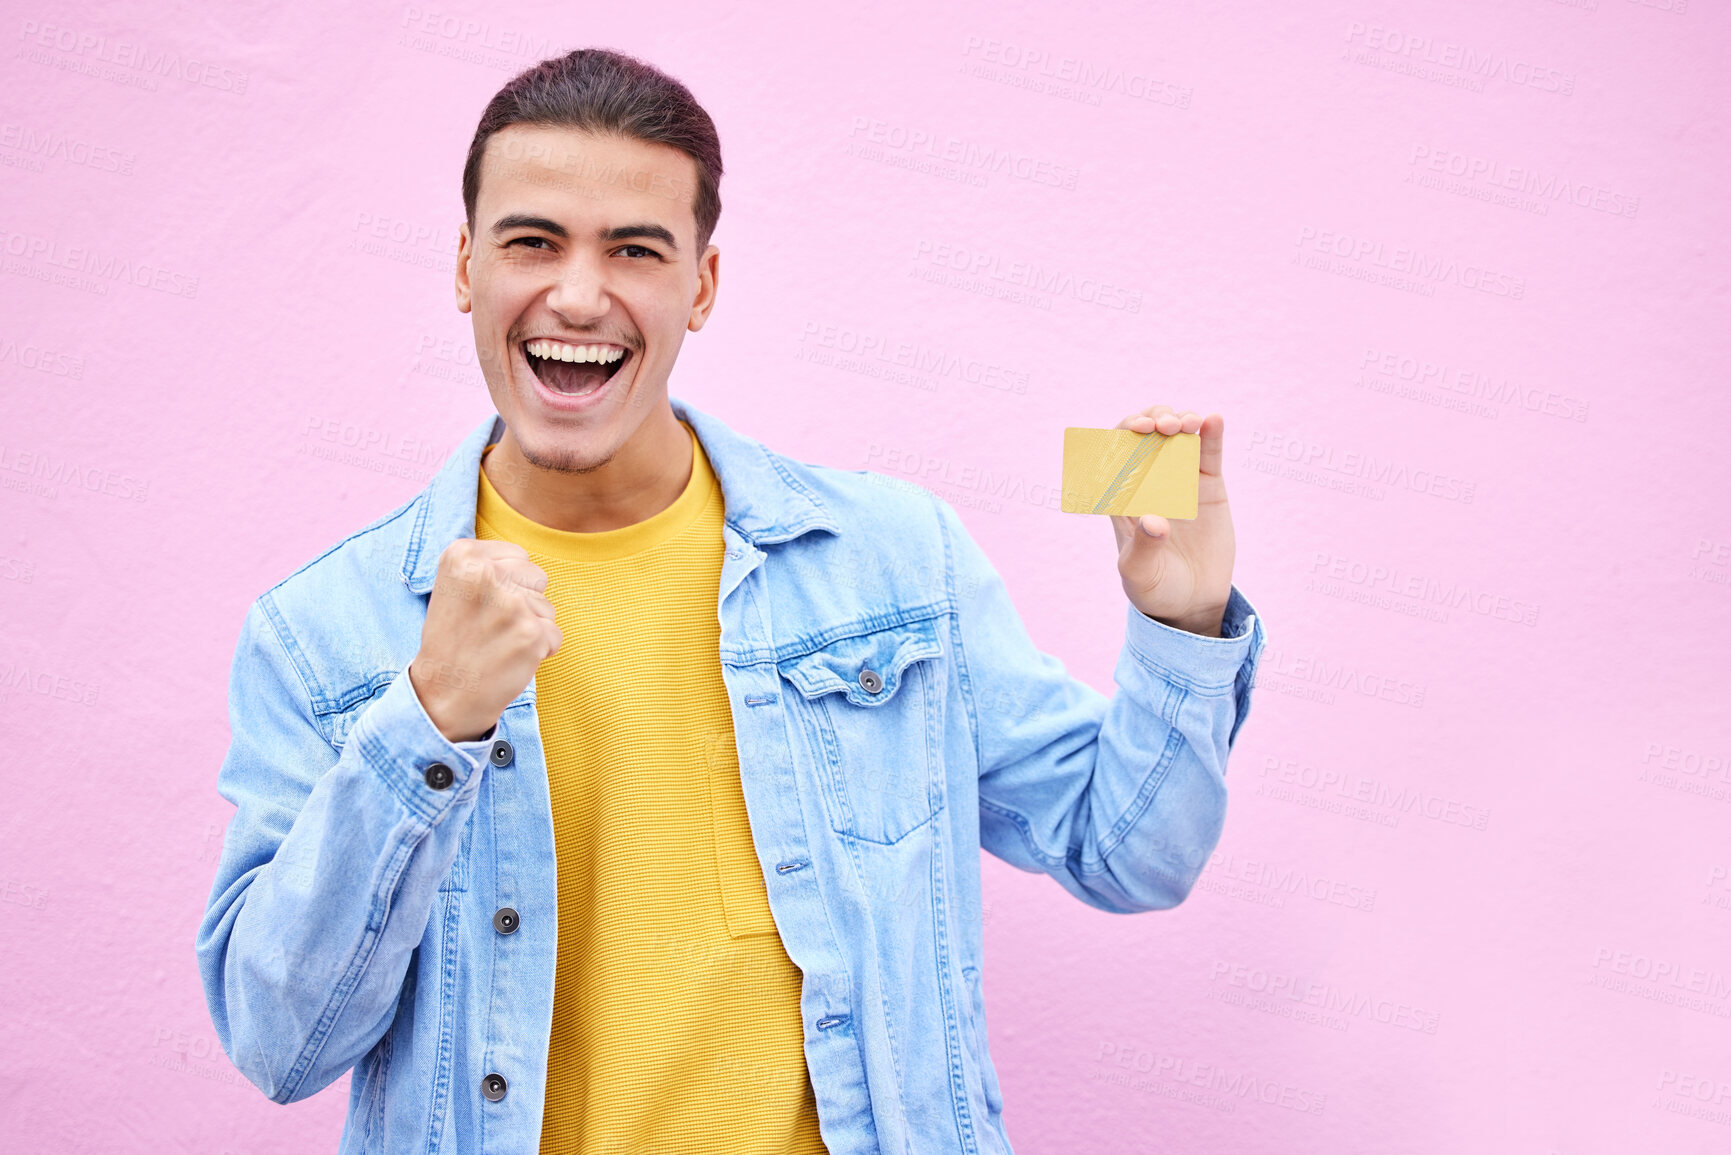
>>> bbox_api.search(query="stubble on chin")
[516,434,614,476]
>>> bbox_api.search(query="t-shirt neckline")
[475,420,714,563]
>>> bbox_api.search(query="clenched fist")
[409,539,562,742]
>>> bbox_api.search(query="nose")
[544,250,611,323]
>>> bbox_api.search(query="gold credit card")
[1060,427,1201,518]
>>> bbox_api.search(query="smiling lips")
[523,337,632,395]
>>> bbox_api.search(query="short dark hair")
[462,48,724,254]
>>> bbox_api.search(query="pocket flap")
[776,617,942,706]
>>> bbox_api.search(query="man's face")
[456,124,718,473]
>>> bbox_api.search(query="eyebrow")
[490,214,680,254]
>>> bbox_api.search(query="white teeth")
[525,339,626,364]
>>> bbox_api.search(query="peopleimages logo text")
[912,239,1142,312]
[16,20,250,93]
[1297,227,1525,300]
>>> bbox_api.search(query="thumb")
[1135,514,1171,542]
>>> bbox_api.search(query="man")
[196,47,1266,1155]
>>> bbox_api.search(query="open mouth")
[522,338,633,397]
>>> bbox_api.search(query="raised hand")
[1108,406,1235,637]
[409,539,562,742]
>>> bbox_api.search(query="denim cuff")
[348,668,490,824]
[1123,584,1263,694]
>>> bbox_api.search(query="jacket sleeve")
[934,497,1267,914]
[194,595,494,1104]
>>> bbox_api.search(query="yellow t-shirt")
[474,421,825,1154]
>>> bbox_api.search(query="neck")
[482,407,692,533]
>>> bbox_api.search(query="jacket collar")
[400,394,839,594]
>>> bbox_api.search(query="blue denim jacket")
[195,395,1267,1154]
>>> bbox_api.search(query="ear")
[688,243,720,332]
[455,222,473,314]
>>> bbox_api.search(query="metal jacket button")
[489,739,514,768]
[493,907,519,934]
[424,762,454,790]
[481,1072,508,1101]
[858,668,883,694]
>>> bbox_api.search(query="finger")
[1199,412,1225,476]
[1138,407,1185,436]
[444,539,528,584]
[543,621,564,658]
[523,590,559,622]
[495,559,550,594]
[1115,404,1173,432]
[450,536,522,564]
[1136,513,1171,540]
[1178,410,1204,435]
[465,539,530,561]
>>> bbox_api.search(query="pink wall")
[3,1,1728,1151]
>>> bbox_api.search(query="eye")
[506,236,552,250]
[617,244,663,260]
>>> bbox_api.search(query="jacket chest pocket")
[776,617,944,845]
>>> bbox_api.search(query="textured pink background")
[3,1,1729,1152]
